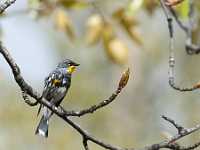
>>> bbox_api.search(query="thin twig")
[83,137,89,150]
[60,88,121,117]
[141,116,200,150]
[162,115,186,134]
[164,0,200,55]
[0,0,16,14]
[160,0,200,92]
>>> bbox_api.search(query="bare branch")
[60,68,130,117]
[1,41,200,150]
[162,115,186,134]
[161,0,200,55]
[159,0,200,92]
[0,0,16,14]
[141,116,200,150]
[179,142,200,150]
[60,89,121,117]
[22,90,38,106]
[83,137,89,150]
[0,42,125,150]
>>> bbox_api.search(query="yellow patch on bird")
[67,65,76,74]
[53,79,61,86]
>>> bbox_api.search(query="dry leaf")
[85,14,104,45]
[143,0,158,14]
[113,8,138,26]
[102,23,115,41]
[127,27,143,46]
[127,0,143,14]
[54,9,75,40]
[119,68,130,89]
[113,8,142,46]
[103,23,129,65]
[106,38,129,65]
[59,0,88,9]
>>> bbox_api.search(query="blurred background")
[1,0,200,149]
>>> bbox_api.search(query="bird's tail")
[35,115,49,138]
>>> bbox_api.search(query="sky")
[0,0,61,84]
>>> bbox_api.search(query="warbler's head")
[57,59,80,74]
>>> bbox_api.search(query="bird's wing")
[37,70,63,116]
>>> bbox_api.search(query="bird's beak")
[74,63,80,66]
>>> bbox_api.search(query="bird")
[35,59,79,138]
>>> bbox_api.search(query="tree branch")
[141,115,200,150]
[0,0,16,14]
[162,0,200,55]
[59,68,129,117]
[160,0,200,92]
[1,41,200,150]
[0,42,125,150]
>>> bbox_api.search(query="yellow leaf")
[113,9,142,46]
[176,0,189,19]
[54,9,75,40]
[113,8,139,26]
[102,23,115,41]
[104,38,129,65]
[126,0,143,16]
[102,23,128,65]
[127,27,143,46]
[59,0,88,9]
[85,14,104,45]
[143,0,158,14]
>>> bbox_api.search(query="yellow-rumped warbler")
[35,59,79,137]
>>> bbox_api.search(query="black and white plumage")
[35,59,79,137]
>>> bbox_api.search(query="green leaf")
[176,0,189,19]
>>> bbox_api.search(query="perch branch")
[60,68,129,117]
[0,42,125,150]
[1,42,200,150]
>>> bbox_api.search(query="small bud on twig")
[118,68,130,89]
[193,81,200,89]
